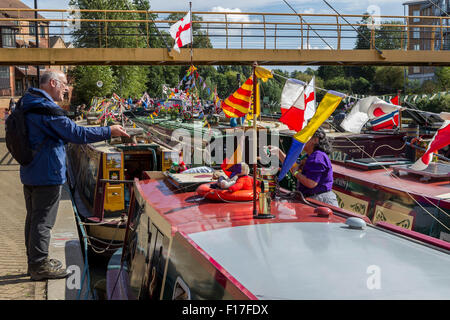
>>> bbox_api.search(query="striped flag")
[221,76,253,118]
[369,110,400,131]
[410,112,450,170]
[278,90,345,181]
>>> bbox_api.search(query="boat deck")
[136,178,347,236]
[135,178,450,300]
[333,162,450,202]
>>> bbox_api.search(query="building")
[403,0,450,83]
[0,0,50,99]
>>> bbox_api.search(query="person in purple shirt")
[269,127,338,206]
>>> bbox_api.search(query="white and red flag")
[280,79,305,115]
[279,77,316,132]
[340,97,402,134]
[410,112,450,171]
[390,95,400,106]
[169,11,192,53]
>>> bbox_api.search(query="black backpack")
[5,92,67,166]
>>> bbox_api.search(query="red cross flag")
[169,11,192,53]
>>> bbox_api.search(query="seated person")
[269,127,338,206]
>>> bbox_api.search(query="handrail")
[0,8,449,20]
[1,8,449,52]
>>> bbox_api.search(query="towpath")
[0,120,46,299]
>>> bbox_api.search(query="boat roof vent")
[345,217,366,229]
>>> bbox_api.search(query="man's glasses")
[54,79,69,88]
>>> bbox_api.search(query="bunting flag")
[279,86,306,132]
[390,95,400,106]
[304,77,316,122]
[280,79,306,115]
[279,77,316,132]
[221,76,253,118]
[340,97,402,134]
[169,10,192,53]
[278,90,345,181]
[255,66,273,82]
[410,112,450,171]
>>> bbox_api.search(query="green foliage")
[354,15,403,50]
[112,66,148,98]
[352,77,371,94]
[324,76,352,93]
[317,66,345,81]
[435,67,450,91]
[415,95,450,113]
[373,66,405,94]
[70,65,116,105]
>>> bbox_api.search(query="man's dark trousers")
[24,184,62,265]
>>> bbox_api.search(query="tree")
[354,15,403,50]
[435,67,450,91]
[352,77,371,94]
[317,66,345,81]
[373,66,404,94]
[324,76,352,93]
[70,0,150,100]
[70,66,116,105]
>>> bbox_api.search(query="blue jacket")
[20,88,111,186]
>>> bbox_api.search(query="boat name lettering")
[334,178,348,189]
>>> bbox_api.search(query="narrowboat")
[331,158,450,243]
[66,119,181,255]
[106,172,450,300]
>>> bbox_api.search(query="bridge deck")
[1,48,449,66]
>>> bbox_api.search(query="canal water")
[87,251,109,300]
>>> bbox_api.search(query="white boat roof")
[189,222,450,300]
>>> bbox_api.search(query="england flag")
[169,11,192,53]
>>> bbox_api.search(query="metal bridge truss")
[0,8,449,66]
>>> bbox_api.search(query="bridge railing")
[0,8,449,51]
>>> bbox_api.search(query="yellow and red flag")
[221,76,254,118]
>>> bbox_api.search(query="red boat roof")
[333,162,450,203]
[136,178,351,236]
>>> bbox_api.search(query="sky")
[22,0,408,16]
[21,0,410,72]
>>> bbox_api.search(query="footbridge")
[0,8,449,66]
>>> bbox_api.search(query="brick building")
[0,0,50,98]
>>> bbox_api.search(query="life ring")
[196,183,260,202]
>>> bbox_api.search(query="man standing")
[21,70,129,281]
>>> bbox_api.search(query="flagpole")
[252,62,258,217]
[189,2,194,114]
[189,2,193,66]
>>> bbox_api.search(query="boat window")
[172,277,190,300]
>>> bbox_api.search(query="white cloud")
[208,7,258,24]
[302,8,315,15]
